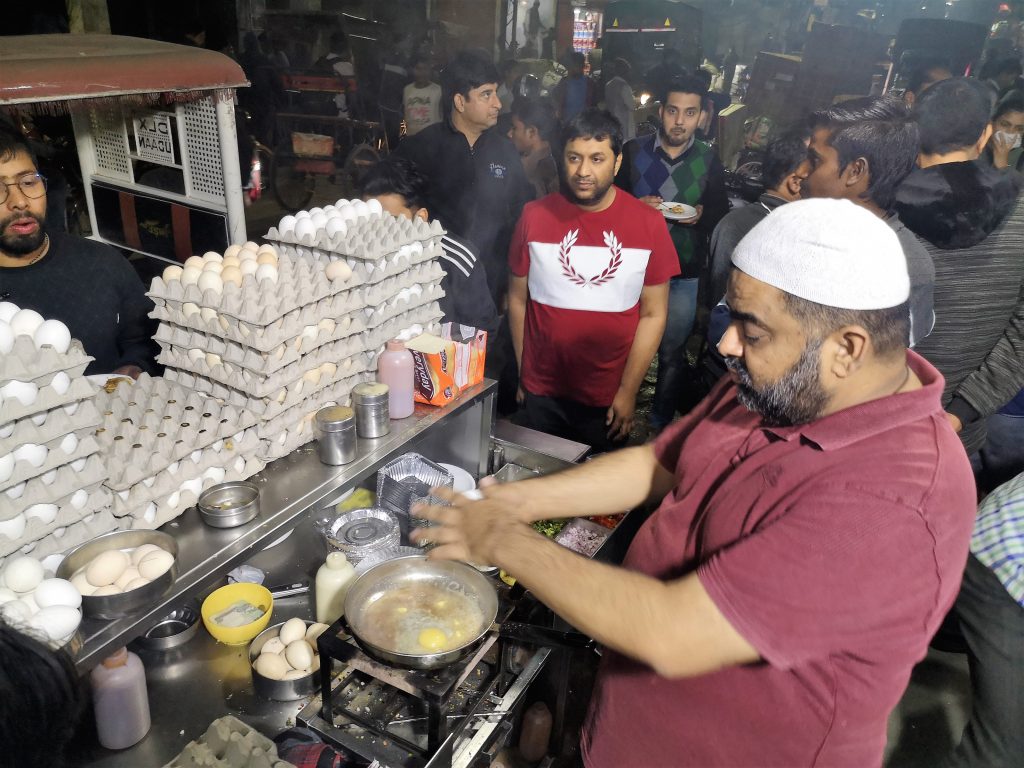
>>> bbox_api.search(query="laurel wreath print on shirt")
[558,230,624,287]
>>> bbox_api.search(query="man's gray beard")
[724,338,829,427]
[0,214,46,256]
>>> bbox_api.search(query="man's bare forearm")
[619,312,666,398]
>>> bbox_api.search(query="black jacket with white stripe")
[438,232,499,338]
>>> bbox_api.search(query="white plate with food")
[658,201,699,222]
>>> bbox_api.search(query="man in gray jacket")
[895,77,1024,457]
[796,96,936,347]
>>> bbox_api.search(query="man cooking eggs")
[0,126,157,377]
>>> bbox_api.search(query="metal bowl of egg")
[197,481,260,529]
[56,530,178,620]
[248,618,331,701]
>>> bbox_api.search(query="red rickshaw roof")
[0,34,248,105]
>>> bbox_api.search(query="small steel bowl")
[197,481,260,529]
[57,530,178,620]
[314,507,400,564]
[133,603,200,651]
[248,620,319,701]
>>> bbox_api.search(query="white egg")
[0,454,12,484]
[224,244,243,259]
[197,271,223,294]
[337,206,357,224]
[0,321,12,354]
[187,347,205,363]
[180,267,202,286]
[0,600,32,624]
[279,617,307,646]
[91,585,122,596]
[70,489,89,510]
[301,325,318,341]
[277,215,297,233]
[239,247,260,261]
[255,264,279,284]
[365,198,383,216]
[125,577,151,591]
[294,218,315,240]
[239,259,259,276]
[200,308,218,324]
[283,668,309,680]
[243,241,259,251]
[69,572,95,596]
[221,266,243,286]
[32,319,71,353]
[70,458,86,472]
[334,198,350,208]
[201,466,225,484]
[166,491,180,507]
[13,443,47,467]
[1,380,38,406]
[189,449,203,463]
[142,503,156,524]
[303,369,322,386]
[34,578,82,610]
[114,567,141,590]
[310,212,327,229]
[260,637,286,655]
[59,433,78,454]
[0,514,26,540]
[40,469,57,485]
[202,260,223,274]
[138,549,174,580]
[285,640,314,670]
[166,461,179,475]
[256,252,278,268]
[184,256,205,271]
[141,476,154,487]
[182,302,201,318]
[254,653,290,680]
[317,318,336,334]
[222,255,241,268]
[4,481,25,499]
[85,549,130,587]
[305,622,330,645]
[130,544,162,565]
[50,371,71,395]
[3,556,44,593]
[257,243,277,256]
[325,218,347,238]
[233,457,246,474]
[53,527,65,538]
[325,260,352,282]
[202,251,223,263]
[0,422,12,438]
[351,200,368,217]
[30,606,81,642]
[31,411,47,426]
[20,594,39,614]
[24,504,58,524]
[9,309,44,337]
[319,362,337,378]
[205,352,222,368]
[0,302,20,323]
[162,265,183,282]
[0,587,17,605]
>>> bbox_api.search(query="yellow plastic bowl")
[200,582,273,645]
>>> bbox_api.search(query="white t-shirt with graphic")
[403,82,443,136]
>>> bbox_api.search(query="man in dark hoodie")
[895,77,1024,459]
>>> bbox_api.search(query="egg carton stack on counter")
[93,375,264,530]
[263,198,448,361]
[146,243,374,462]
[0,304,114,566]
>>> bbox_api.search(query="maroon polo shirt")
[581,351,976,768]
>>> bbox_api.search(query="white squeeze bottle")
[377,339,415,419]
[90,647,151,750]
[316,552,356,623]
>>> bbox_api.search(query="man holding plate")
[614,74,729,433]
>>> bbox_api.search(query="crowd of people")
[3,40,1024,768]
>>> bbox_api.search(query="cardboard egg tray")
[94,374,259,491]
[147,253,355,327]
[155,333,366,393]
[1,452,107,521]
[118,450,265,532]
[0,434,99,495]
[362,280,445,330]
[164,714,293,768]
[360,259,445,305]
[163,351,372,420]
[264,210,443,259]
[364,304,445,354]
[255,369,369,442]
[1,397,102,460]
[0,376,96,426]
[150,303,369,356]
[0,484,111,559]
[0,337,93,387]
[24,507,119,562]
[272,235,443,287]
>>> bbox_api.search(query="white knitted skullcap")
[731,198,910,309]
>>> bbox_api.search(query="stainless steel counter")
[73,381,495,673]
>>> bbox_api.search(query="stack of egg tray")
[94,375,264,530]
[147,251,372,462]
[263,210,448,360]
[0,337,113,565]
[163,715,293,768]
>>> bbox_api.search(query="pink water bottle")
[90,647,151,750]
[377,339,415,419]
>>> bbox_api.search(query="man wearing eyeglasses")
[0,127,157,377]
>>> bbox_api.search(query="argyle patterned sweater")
[615,133,729,280]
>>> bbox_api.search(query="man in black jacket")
[895,77,1024,458]
[395,49,534,307]
[0,127,157,377]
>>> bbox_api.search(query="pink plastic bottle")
[377,339,415,419]
[90,647,151,750]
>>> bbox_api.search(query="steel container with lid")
[314,507,401,564]
[314,405,357,465]
[351,382,390,438]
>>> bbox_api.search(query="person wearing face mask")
[988,90,1024,171]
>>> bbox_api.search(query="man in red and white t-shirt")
[508,108,678,451]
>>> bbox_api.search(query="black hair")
[980,55,1023,82]
[512,97,560,144]
[564,51,585,71]
[560,108,623,157]
[441,49,499,117]
[0,125,38,168]
[905,57,952,96]
[359,156,428,210]
[659,74,708,107]
[993,89,1024,122]
[693,68,713,89]
[784,295,910,359]
[810,95,919,211]
[612,57,631,78]
[0,622,84,767]
[914,77,994,155]
[761,129,811,190]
